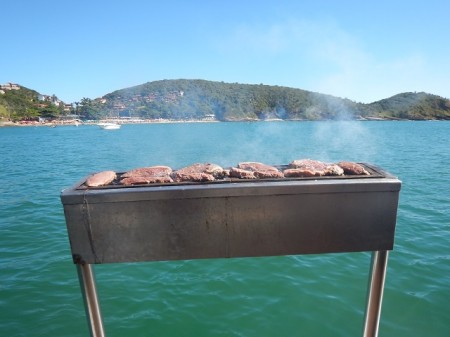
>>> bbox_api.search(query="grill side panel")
[62,182,400,264]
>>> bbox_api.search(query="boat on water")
[97,122,121,130]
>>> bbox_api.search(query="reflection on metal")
[363,250,389,337]
[77,264,105,337]
[61,164,401,337]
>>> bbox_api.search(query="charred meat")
[120,166,173,185]
[285,159,344,177]
[337,162,370,175]
[85,170,116,187]
[83,159,372,188]
[325,164,345,176]
[229,167,257,179]
[172,163,227,182]
[237,162,284,178]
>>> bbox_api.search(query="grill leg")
[362,250,389,337]
[77,263,106,337]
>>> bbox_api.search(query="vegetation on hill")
[0,85,65,121]
[364,92,450,120]
[92,79,450,121]
[96,79,359,121]
[1,79,450,122]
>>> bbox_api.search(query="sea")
[1,121,449,337]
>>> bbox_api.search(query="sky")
[2,0,450,104]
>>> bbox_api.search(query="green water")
[1,121,449,336]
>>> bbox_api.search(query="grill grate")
[76,163,385,190]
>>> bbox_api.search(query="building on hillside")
[38,94,50,101]
[1,83,20,90]
[38,94,63,106]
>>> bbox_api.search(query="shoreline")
[1,117,448,128]
[0,118,220,127]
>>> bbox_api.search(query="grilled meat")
[237,162,284,178]
[337,162,370,175]
[172,163,227,182]
[120,166,173,185]
[85,170,116,187]
[229,167,257,179]
[285,159,345,177]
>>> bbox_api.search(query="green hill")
[96,79,357,121]
[0,85,40,120]
[2,79,450,121]
[0,83,66,121]
[93,79,450,121]
[364,92,450,120]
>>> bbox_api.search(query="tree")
[78,97,103,120]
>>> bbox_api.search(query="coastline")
[0,118,221,127]
[1,117,448,128]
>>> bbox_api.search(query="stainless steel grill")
[60,163,401,337]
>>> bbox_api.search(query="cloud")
[217,18,447,102]
[219,19,340,56]
[229,23,290,54]
[314,49,430,102]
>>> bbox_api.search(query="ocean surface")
[1,121,449,337]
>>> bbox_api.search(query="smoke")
[216,119,378,167]
[311,120,377,163]
[300,93,378,163]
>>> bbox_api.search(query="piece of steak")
[172,163,226,182]
[174,172,216,182]
[286,159,329,176]
[337,162,370,175]
[229,167,257,179]
[121,166,172,178]
[237,162,284,178]
[120,166,173,185]
[283,168,317,177]
[286,159,345,177]
[120,175,173,185]
[85,170,116,187]
[202,163,228,179]
[325,164,344,176]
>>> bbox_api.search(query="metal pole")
[77,263,106,337]
[362,250,389,337]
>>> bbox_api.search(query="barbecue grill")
[60,163,401,337]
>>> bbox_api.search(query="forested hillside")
[97,79,357,121]
[2,79,450,122]
[364,92,450,120]
[0,84,66,121]
[92,79,450,121]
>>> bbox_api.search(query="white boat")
[97,122,121,130]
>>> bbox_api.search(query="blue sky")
[2,0,449,103]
